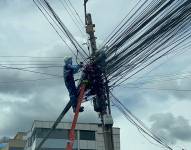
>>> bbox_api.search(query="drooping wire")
[0,65,63,77]
[33,0,77,57]
[110,92,174,150]
[33,0,89,62]
[102,0,191,88]
[0,65,62,69]
[0,77,61,86]
[0,56,66,58]
[42,0,88,57]
[111,34,191,87]
[124,40,191,85]
[118,86,191,92]
[65,0,84,26]
[101,0,147,47]
[59,0,86,37]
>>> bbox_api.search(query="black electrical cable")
[111,99,172,149]
[0,65,63,77]
[33,0,88,61]
[112,33,191,87]
[105,0,190,54]
[123,39,191,84]
[104,0,191,88]
[42,0,88,58]
[59,0,85,37]
[33,0,77,57]
[65,0,84,26]
[110,92,174,150]
[0,65,62,69]
[0,61,64,62]
[126,75,191,87]
[120,86,191,92]
[101,0,145,47]
[0,63,62,65]
[110,33,191,86]
[0,56,66,58]
[0,77,61,85]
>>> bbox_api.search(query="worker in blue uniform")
[63,57,84,112]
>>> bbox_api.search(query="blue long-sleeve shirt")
[64,63,81,99]
[64,64,81,83]
[64,64,81,76]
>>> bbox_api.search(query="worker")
[63,57,84,112]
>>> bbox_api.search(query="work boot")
[79,106,84,112]
[73,106,84,113]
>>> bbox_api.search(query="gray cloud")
[0,0,8,6]
[0,0,99,138]
[149,113,191,144]
[0,42,97,137]
[0,85,64,135]
[0,89,98,137]
[142,75,191,101]
[0,1,191,150]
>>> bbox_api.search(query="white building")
[25,120,120,150]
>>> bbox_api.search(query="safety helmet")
[64,56,72,64]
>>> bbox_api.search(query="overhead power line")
[33,0,77,56]
[101,0,191,88]
[0,65,63,77]
[123,71,191,86]
[33,0,83,61]
[65,0,84,26]
[110,92,174,150]
[0,64,63,66]
[121,86,191,92]
[101,0,145,46]
[0,65,62,69]
[123,36,191,82]
[0,61,64,62]
[0,56,66,58]
[59,0,85,37]
[0,77,61,85]
[33,0,89,62]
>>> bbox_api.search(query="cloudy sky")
[0,0,191,150]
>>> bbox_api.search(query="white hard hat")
[64,56,72,63]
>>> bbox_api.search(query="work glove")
[80,62,84,68]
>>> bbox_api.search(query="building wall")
[96,127,120,150]
[9,139,26,148]
[25,121,120,150]
[1,147,8,150]
[2,133,26,150]
[1,145,8,150]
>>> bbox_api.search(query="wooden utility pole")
[84,1,115,150]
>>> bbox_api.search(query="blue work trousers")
[65,80,78,109]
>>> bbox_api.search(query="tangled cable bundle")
[102,0,191,87]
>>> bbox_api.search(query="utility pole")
[84,1,97,55]
[84,1,115,150]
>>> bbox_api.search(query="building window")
[80,130,95,141]
[50,129,69,139]
[34,128,77,140]
[35,128,69,139]
[28,137,32,147]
